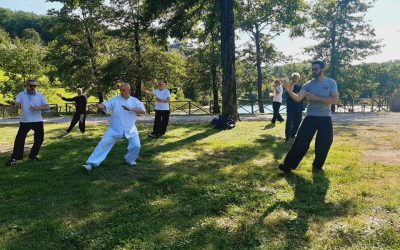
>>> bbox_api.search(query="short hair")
[312,60,325,69]
[26,79,37,85]
[291,72,301,78]
[76,88,83,95]
[274,79,280,84]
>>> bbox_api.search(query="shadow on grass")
[0,123,351,249]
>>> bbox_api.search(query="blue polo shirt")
[15,90,48,123]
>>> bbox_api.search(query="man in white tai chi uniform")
[83,83,146,172]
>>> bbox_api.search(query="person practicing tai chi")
[271,79,284,124]
[57,88,87,135]
[82,83,146,172]
[143,80,171,138]
[284,72,304,142]
[7,80,49,166]
[278,60,339,173]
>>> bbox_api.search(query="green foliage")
[0,28,47,98]
[307,0,382,80]
[0,7,53,42]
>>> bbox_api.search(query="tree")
[144,0,239,120]
[0,28,46,97]
[237,0,306,113]
[109,0,151,99]
[220,0,239,120]
[47,0,111,102]
[307,0,383,111]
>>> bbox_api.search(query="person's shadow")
[255,171,351,248]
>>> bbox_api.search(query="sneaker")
[126,161,137,167]
[29,157,40,161]
[148,133,157,138]
[7,159,17,166]
[61,131,70,138]
[82,164,93,172]
[278,163,292,173]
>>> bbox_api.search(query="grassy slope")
[0,121,399,249]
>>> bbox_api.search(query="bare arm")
[305,92,339,105]
[283,81,306,103]
[155,97,170,103]
[30,104,49,112]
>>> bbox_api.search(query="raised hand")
[282,80,294,92]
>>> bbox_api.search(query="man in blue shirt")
[279,60,339,172]
[7,80,49,166]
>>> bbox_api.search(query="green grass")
[0,121,399,249]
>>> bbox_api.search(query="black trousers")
[152,110,170,136]
[271,102,284,123]
[11,122,44,160]
[66,112,86,133]
[283,116,333,170]
[285,109,303,139]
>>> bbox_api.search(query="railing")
[0,97,392,118]
[335,97,390,113]
[0,104,59,118]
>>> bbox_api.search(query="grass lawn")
[0,121,399,249]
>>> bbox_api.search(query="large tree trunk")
[254,26,264,113]
[211,39,220,114]
[133,20,142,100]
[220,0,239,121]
[211,60,220,114]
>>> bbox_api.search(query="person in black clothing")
[284,72,303,142]
[57,88,87,135]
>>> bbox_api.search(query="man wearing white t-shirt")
[271,79,284,123]
[7,80,49,166]
[144,80,171,138]
[82,83,146,172]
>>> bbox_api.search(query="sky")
[0,0,399,63]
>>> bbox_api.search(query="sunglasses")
[28,85,37,88]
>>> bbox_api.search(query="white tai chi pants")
[86,130,141,167]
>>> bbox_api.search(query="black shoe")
[7,159,17,166]
[29,157,41,161]
[148,133,157,138]
[278,163,292,173]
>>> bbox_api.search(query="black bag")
[211,115,235,130]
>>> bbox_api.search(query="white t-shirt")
[16,90,48,123]
[273,85,283,103]
[153,89,171,110]
[103,95,146,139]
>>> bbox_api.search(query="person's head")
[274,79,280,86]
[291,72,301,83]
[157,80,166,90]
[76,88,83,96]
[311,60,325,79]
[26,79,38,93]
[119,83,131,99]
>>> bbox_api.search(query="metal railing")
[0,97,392,118]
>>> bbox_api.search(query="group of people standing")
[6,80,171,172]
[6,60,339,174]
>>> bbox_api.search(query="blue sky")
[0,0,399,63]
